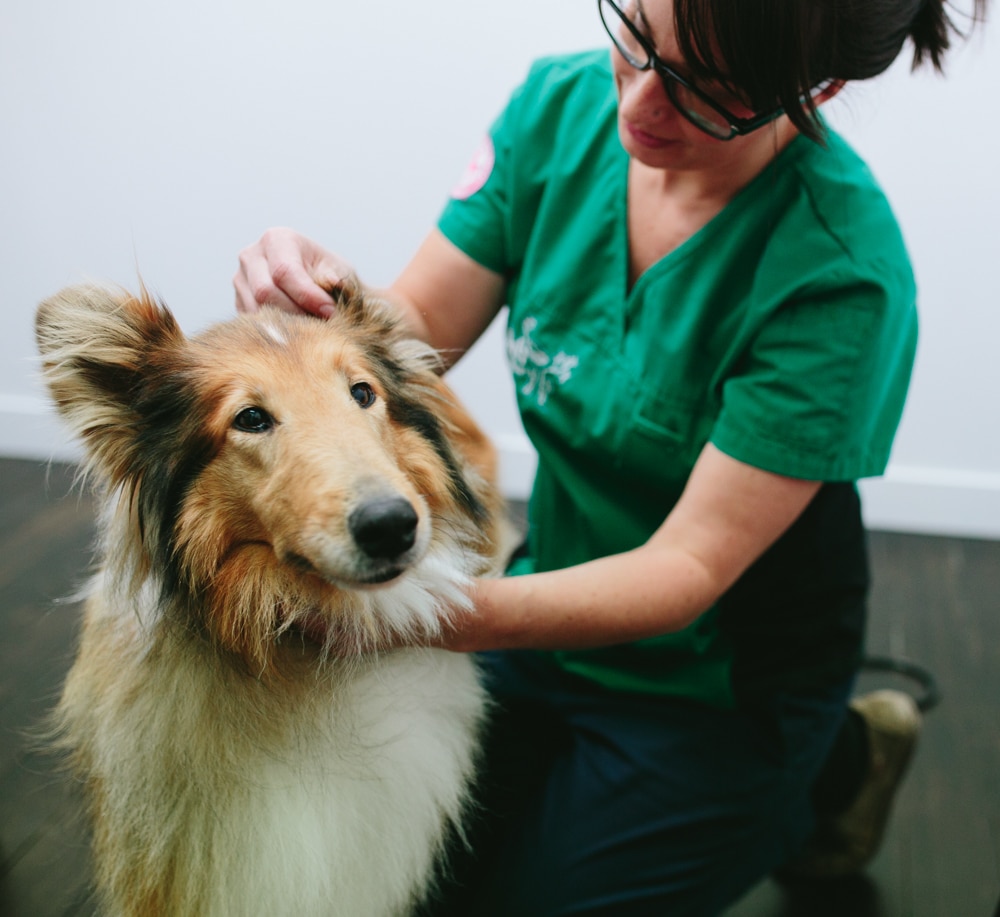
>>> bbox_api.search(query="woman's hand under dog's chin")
[305,587,482,658]
[425,577,507,654]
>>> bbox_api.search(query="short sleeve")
[711,267,918,481]
[436,52,614,280]
[436,81,526,275]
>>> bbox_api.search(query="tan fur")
[37,282,506,916]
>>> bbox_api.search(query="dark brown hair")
[672,0,990,141]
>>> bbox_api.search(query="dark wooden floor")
[1,456,998,916]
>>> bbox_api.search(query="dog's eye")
[350,382,377,409]
[233,406,275,433]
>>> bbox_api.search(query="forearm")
[384,230,506,365]
[368,282,436,346]
[445,542,721,653]
[442,446,824,654]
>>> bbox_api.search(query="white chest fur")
[60,600,486,917]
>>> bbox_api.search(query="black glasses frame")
[598,0,787,141]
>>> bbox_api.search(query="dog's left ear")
[35,282,189,485]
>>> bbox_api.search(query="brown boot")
[782,689,921,878]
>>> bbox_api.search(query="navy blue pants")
[423,651,854,917]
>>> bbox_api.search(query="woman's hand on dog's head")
[234,227,355,319]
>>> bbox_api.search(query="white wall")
[2,1,998,537]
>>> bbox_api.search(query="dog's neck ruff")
[101,538,479,661]
[288,542,478,656]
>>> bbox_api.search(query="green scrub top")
[439,51,917,708]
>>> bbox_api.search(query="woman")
[234,0,986,912]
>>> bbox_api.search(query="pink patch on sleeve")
[450,135,496,200]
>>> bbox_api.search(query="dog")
[35,280,507,916]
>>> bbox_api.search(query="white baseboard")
[0,395,82,464]
[492,433,537,502]
[4,400,997,541]
[859,465,1000,540]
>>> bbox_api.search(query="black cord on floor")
[861,654,942,713]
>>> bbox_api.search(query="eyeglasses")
[597,0,787,141]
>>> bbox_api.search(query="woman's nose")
[620,67,675,121]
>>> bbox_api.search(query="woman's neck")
[638,116,799,204]
[625,119,799,285]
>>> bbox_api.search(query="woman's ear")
[813,79,846,106]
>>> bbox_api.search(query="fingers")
[233,227,351,318]
[233,267,302,315]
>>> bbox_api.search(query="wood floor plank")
[0,460,95,914]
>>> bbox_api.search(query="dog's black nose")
[349,497,418,559]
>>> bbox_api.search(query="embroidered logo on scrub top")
[451,135,495,200]
[506,317,578,407]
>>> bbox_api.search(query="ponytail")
[909,0,986,72]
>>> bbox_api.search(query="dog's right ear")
[35,283,187,483]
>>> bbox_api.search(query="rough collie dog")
[35,280,506,917]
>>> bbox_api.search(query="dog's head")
[36,281,501,673]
